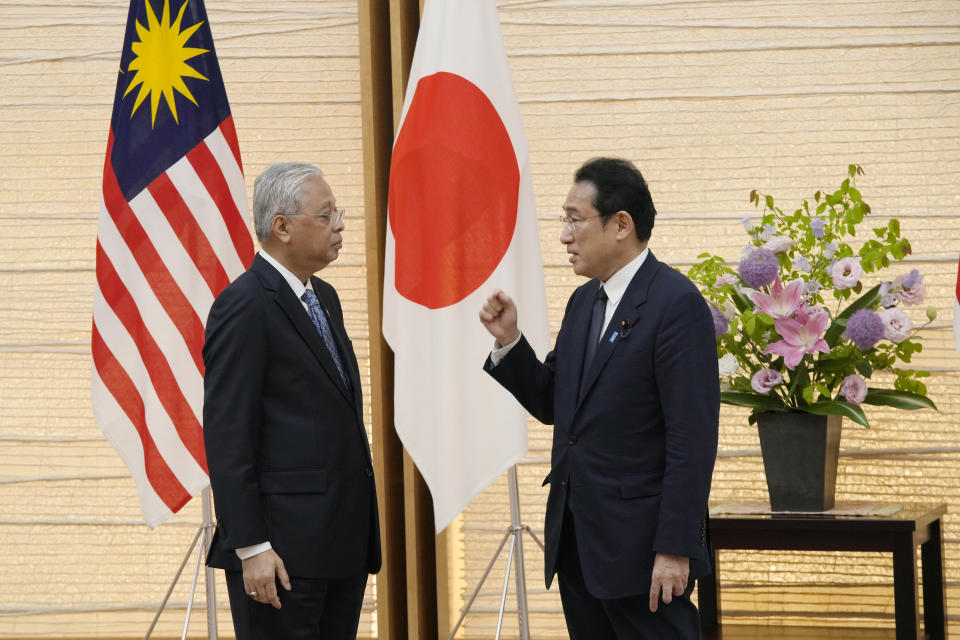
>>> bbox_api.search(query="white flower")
[831,257,864,290]
[718,354,739,377]
[880,307,912,343]
[792,255,811,272]
[763,235,794,254]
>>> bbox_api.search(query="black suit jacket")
[486,252,719,599]
[203,254,381,578]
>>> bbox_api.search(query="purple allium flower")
[751,368,783,394]
[893,269,926,306]
[738,248,779,289]
[710,305,730,338]
[880,307,912,343]
[824,242,838,259]
[840,374,868,405]
[792,255,811,272]
[845,308,884,351]
[831,257,864,290]
[810,217,826,239]
[760,224,777,242]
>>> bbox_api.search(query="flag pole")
[202,487,218,638]
[447,465,543,640]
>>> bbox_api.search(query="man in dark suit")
[203,162,380,639]
[480,157,719,639]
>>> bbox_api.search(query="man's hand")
[242,548,292,609]
[648,553,689,612]
[479,290,520,346]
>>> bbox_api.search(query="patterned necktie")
[301,288,348,387]
[582,286,608,377]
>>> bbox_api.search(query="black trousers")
[225,569,367,640]
[557,507,701,640]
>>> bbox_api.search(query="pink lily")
[748,277,804,319]
[763,304,831,369]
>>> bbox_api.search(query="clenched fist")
[479,289,520,347]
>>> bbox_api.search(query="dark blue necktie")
[582,286,608,381]
[301,288,348,386]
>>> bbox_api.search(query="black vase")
[756,411,842,512]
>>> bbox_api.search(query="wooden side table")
[698,503,948,640]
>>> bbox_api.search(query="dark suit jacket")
[486,251,719,600]
[203,254,381,579]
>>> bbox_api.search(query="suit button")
[364,466,374,477]
[568,435,577,445]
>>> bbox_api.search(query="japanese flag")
[383,0,549,531]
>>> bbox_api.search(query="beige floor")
[703,624,896,639]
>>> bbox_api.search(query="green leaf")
[803,401,870,427]
[765,195,774,210]
[815,357,853,373]
[825,284,881,347]
[854,360,873,377]
[802,386,815,404]
[862,389,938,412]
[730,290,753,314]
[720,391,785,412]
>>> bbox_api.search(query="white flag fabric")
[383,0,549,531]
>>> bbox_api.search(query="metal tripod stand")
[144,487,218,640]
[448,465,544,640]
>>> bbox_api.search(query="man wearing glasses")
[480,157,719,639]
[203,162,380,639]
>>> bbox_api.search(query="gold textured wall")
[0,0,958,638]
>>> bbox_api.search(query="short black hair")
[574,157,656,241]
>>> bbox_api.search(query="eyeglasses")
[559,213,602,233]
[285,208,345,227]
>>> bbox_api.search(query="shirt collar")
[259,249,314,298]
[600,247,649,308]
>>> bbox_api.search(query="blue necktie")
[581,286,607,390]
[301,288,348,387]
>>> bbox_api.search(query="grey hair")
[252,162,324,242]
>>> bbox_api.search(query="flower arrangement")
[688,165,938,427]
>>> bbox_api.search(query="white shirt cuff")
[236,541,272,560]
[490,333,522,366]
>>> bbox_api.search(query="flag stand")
[447,466,544,640]
[144,487,219,640]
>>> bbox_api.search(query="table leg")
[698,546,719,633]
[893,535,921,640]
[920,518,947,639]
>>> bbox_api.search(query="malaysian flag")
[92,0,253,527]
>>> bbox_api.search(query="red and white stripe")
[92,117,253,527]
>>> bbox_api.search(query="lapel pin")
[620,319,631,338]
[609,331,618,343]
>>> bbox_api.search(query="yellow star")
[122,0,209,127]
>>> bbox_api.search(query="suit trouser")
[557,507,701,640]
[225,569,367,640]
